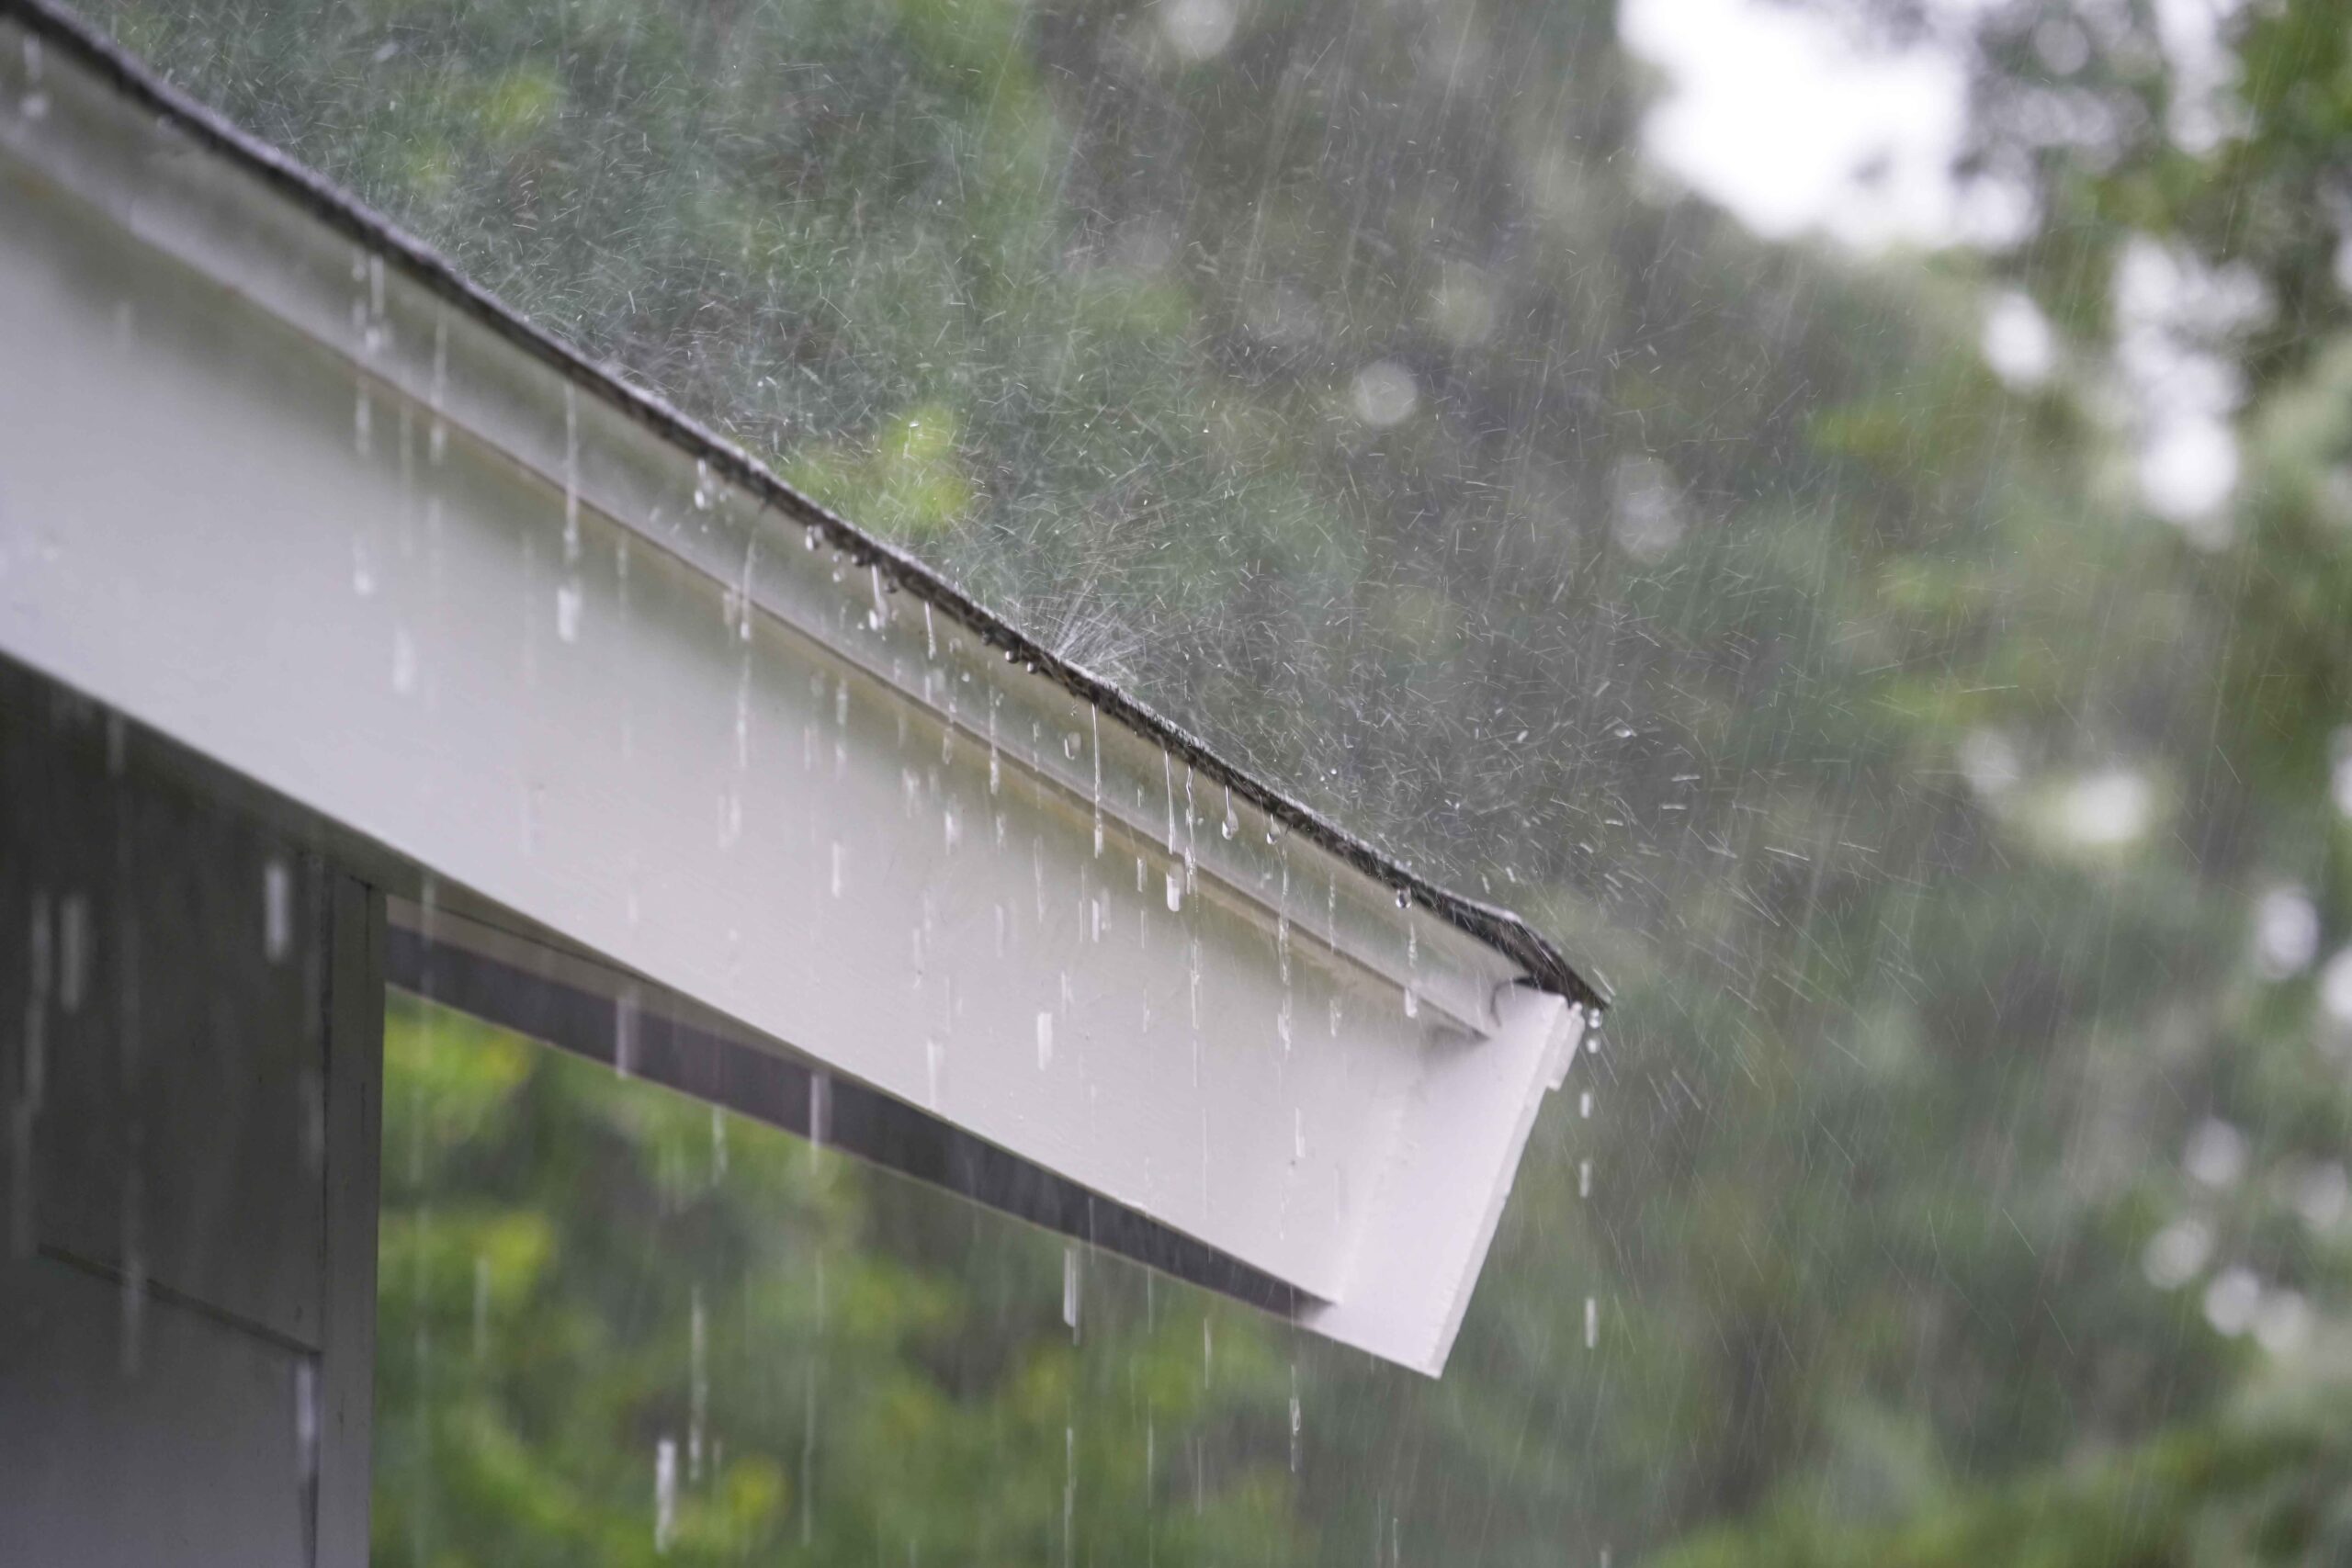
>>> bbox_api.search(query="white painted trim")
[0,16,1586,1372]
[1306,988,1585,1372]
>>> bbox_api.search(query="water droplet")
[57,893,88,1015]
[18,35,48,118]
[1062,1244,1080,1338]
[425,316,448,465]
[1161,750,1180,853]
[1164,870,1182,913]
[1584,1296,1599,1349]
[615,985,640,1077]
[689,1287,708,1483]
[808,1074,830,1151]
[1036,1010,1055,1068]
[262,858,293,963]
[1578,1159,1592,1199]
[830,841,845,898]
[654,1437,678,1554]
[556,581,583,642]
[1288,1368,1302,1472]
[294,1359,319,1487]
[561,386,581,561]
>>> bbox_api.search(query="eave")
[0,0,1597,1373]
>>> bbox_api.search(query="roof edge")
[4,0,1602,1013]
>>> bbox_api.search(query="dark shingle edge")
[5,0,1603,1014]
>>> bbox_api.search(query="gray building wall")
[1,661,381,1566]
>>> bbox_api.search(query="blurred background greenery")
[74,0,2352,1559]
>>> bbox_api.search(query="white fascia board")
[0,6,1593,1374]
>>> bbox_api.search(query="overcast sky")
[1617,0,1981,249]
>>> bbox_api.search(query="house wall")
[0,662,382,1567]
